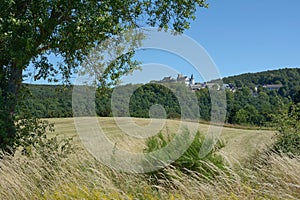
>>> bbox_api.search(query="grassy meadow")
[1,117,300,199]
[47,117,275,163]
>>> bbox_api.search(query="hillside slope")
[223,67,300,100]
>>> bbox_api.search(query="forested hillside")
[23,84,73,118]
[222,68,300,101]
[23,68,299,126]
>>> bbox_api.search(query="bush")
[144,129,226,182]
[272,103,300,157]
[167,112,181,119]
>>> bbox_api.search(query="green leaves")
[144,129,226,180]
[1,0,208,84]
[1,0,207,153]
[272,103,300,157]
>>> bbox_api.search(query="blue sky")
[122,0,300,84]
[27,1,300,85]
[186,0,300,77]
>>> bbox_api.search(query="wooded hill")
[222,68,300,101]
[22,68,300,126]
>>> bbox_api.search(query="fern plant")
[144,128,226,182]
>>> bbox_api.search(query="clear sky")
[121,0,300,84]
[186,0,300,77]
[26,1,300,85]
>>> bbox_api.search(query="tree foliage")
[272,103,300,157]
[0,0,208,153]
[19,64,297,128]
[223,68,300,100]
[24,75,293,127]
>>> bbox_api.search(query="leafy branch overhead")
[0,0,207,153]
[1,0,208,83]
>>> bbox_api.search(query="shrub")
[144,129,226,182]
[167,112,181,119]
[272,103,300,157]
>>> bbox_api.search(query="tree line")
[22,68,300,127]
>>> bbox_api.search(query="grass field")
[47,117,275,163]
[1,117,299,199]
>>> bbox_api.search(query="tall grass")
[1,145,300,199]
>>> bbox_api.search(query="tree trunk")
[0,61,23,153]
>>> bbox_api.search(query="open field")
[47,117,275,164]
[2,117,299,199]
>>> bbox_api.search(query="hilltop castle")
[156,74,204,91]
[155,73,236,92]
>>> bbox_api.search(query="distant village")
[152,73,283,93]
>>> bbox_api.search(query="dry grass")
[1,147,299,199]
[1,117,297,199]
[47,117,275,162]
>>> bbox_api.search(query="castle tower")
[190,74,195,85]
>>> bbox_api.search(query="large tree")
[0,0,208,153]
